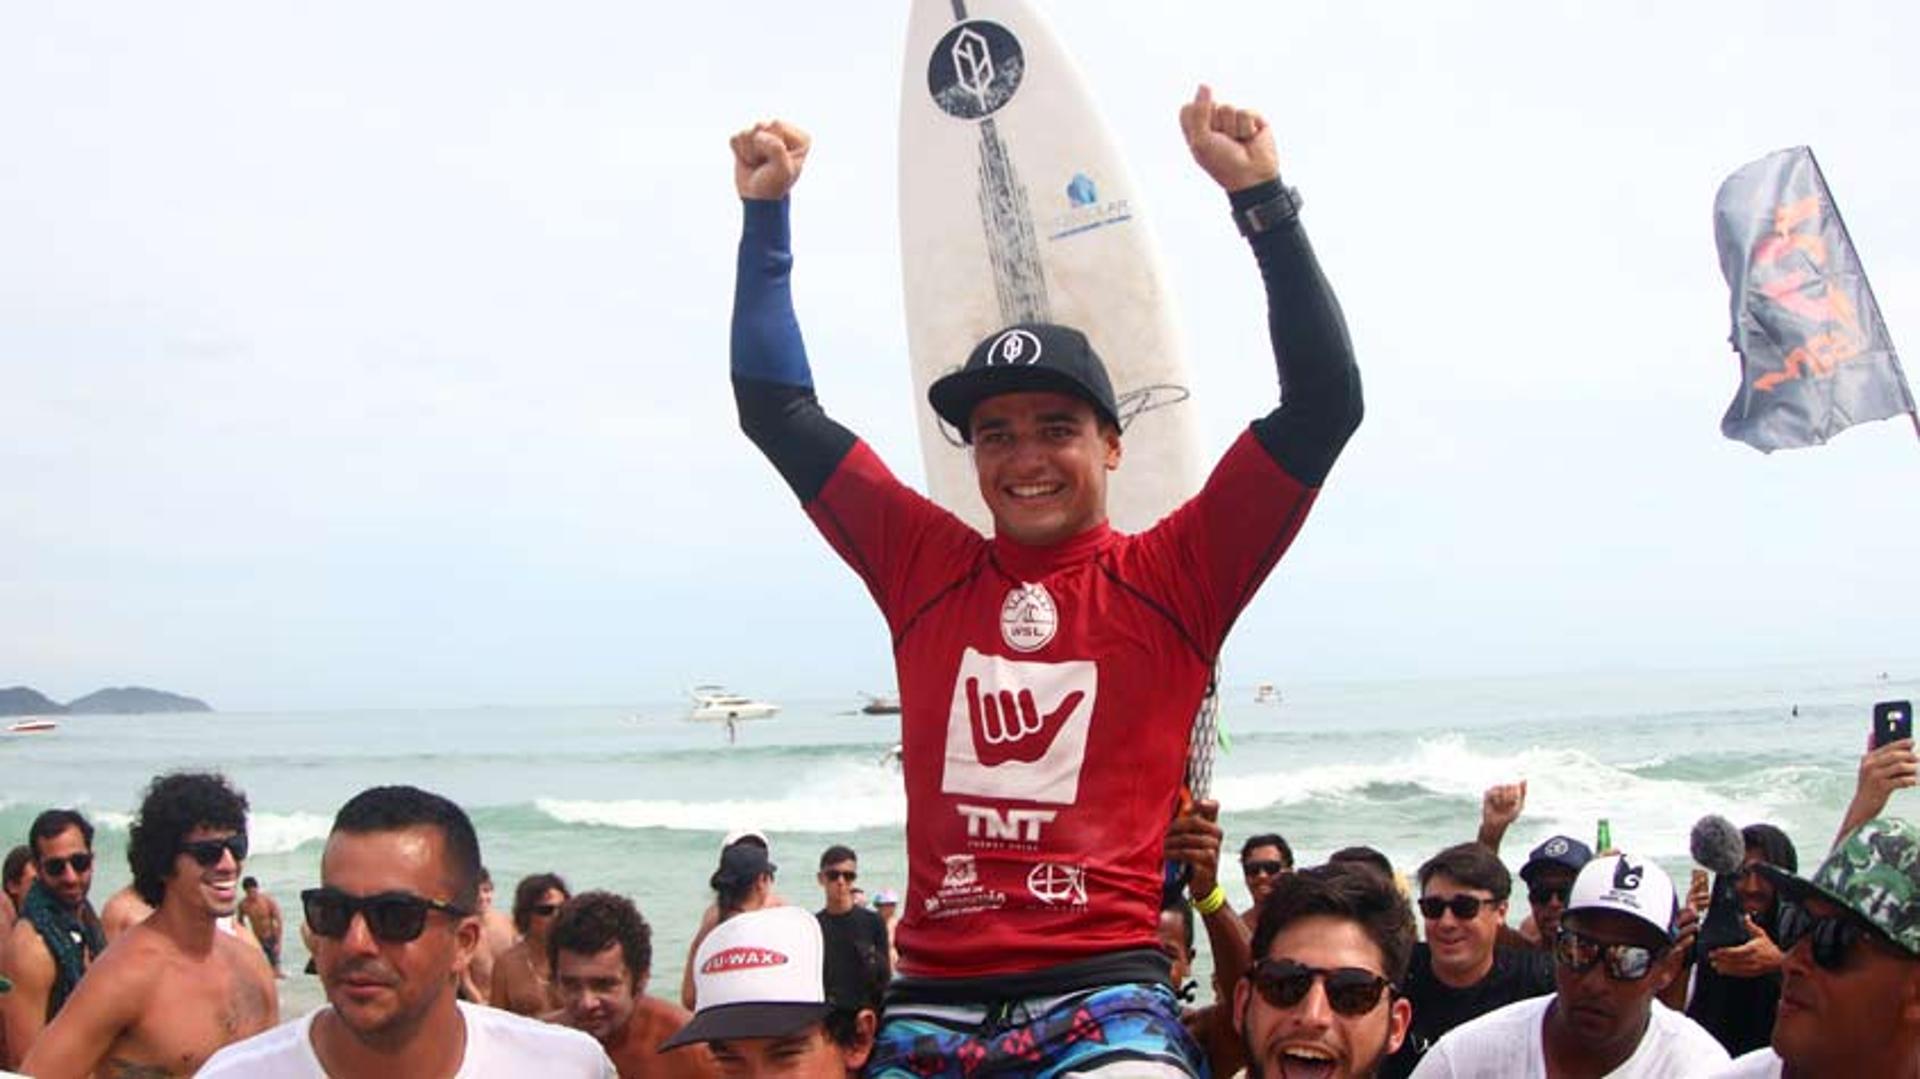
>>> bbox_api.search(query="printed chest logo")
[941,647,1097,805]
[1000,583,1057,652]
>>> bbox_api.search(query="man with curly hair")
[545,891,717,1078]
[23,772,277,1078]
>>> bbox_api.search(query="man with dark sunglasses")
[1,809,104,1065]
[813,845,889,1022]
[1383,843,1553,1078]
[493,871,571,1017]
[1516,835,1593,951]
[201,785,613,1077]
[1711,816,1920,1078]
[1239,833,1296,931]
[1413,854,1727,1077]
[1234,863,1413,1078]
[24,772,277,1078]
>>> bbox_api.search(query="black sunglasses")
[1528,883,1573,907]
[1554,928,1660,981]
[1418,894,1493,921]
[822,869,858,883]
[302,887,471,944]
[181,834,249,868]
[527,902,562,917]
[1775,902,1873,971]
[1242,860,1289,879]
[41,852,93,877]
[1247,958,1393,1017]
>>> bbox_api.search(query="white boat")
[7,718,59,733]
[1253,683,1281,705]
[687,686,780,723]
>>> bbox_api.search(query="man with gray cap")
[727,79,1360,1076]
[1713,816,1920,1078]
[1412,854,1728,1077]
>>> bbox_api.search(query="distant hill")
[0,686,68,717]
[65,686,213,715]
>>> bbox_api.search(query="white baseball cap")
[661,907,829,1050]
[722,828,771,854]
[1564,854,1678,941]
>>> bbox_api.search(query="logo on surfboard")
[927,20,1026,120]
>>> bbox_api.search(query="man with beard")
[2,809,105,1064]
[1234,863,1413,1078]
[545,891,716,1078]
[1412,855,1727,1077]
[23,772,278,1078]
[200,785,613,1077]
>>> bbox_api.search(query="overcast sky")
[4,1,1916,711]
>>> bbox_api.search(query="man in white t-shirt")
[1412,854,1729,1078]
[200,785,614,1078]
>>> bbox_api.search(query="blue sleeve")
[731,198,858,502]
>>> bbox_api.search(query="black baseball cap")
[1520,835,1594,885]
[928,323,1121,441]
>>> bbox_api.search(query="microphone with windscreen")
[1690,814,1750,954]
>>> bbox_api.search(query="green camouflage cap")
[1759,817,1920,957]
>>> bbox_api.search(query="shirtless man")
[99,885,155,944]
[4,810,105,1065]
[237,877,284,975]
[460,866,518,1001]
[490,871,568,1016]
[545,892,718,1079]
[23,772,277,1078]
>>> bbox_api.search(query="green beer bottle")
[1596,818,1612,853]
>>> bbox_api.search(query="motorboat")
[6,718,58,733]
[860,692,902,716]
[687,686,780,722]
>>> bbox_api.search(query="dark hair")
[1253,864,1417,985]
[242,876,258,890]
[1417,842,1512,902]
[822,1007,871,1050]
[1161,895,1196,956]
[4,845,32,891]
[478,866,493,887]
[513,872,570,935]
[28,809,94,862]
[711,844,774,916]
[1241,833,1295,869]
[1328,846,1396,880]
[1743,824,1799,874]
[332,785,483,909]
[548,891,652,983]
[128,773,249,907]
[819,844,858,871]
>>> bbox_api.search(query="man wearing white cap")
[663,907,875,1078]
[1412,855,1729,1078]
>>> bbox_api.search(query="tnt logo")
[941,647,1097,805]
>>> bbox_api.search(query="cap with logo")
[1520,835,1595,885]
[1758,816,1920,957]
[1564,853,1678,942]
[661,907,831,1050]
[928,323,1121,440]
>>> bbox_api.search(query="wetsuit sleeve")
[1236,179,1364,488]
[730,198,980,629]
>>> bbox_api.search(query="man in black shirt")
[1382,842,1554,1078]
[813,845,890,1013]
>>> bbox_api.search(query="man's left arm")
[18,946,144,1079]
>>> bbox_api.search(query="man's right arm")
[2,925,53,1066]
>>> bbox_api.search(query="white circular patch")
[1000,583,1057,652]
[1543,838,1570,857]
[986,328,1043,366]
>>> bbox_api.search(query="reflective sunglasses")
[822,869,858,883]
[1554,928,1659,981]
[1248,958,1393,1017]
[302,887,470,943]
[1775,902,1872,971]
[1418,894,1493,921]
[40,852,93,877]
[1242,860,1289,879]
[1528,883,1573,907]
[180,834,248,868]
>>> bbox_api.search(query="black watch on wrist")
[1233,184,1304,237]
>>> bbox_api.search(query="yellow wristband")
[1192,883,1228,916]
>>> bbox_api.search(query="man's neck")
[1542,998,1647,1078]
[825,896,854,915]
[1430,950,1495,989]
[151,895,220,955]
[314,997,467,1079]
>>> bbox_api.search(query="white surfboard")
[898,0,1201,536]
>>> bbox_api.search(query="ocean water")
[2,662,1912,1018]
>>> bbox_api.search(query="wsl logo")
[927,20,1025,120]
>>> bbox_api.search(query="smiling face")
[968,391,1120,547]
[1420,875,1504,984]
[556,942,639,1045]
[33,825,93,911]
[1236,914,1410,1079]
[170,825,244,918]
[1736,847,1778,917]
[1772,895,1920,1072]
[314,826,478,1045]
[1244,844,1291,908]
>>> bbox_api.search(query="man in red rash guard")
[727,85,1362,1077]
